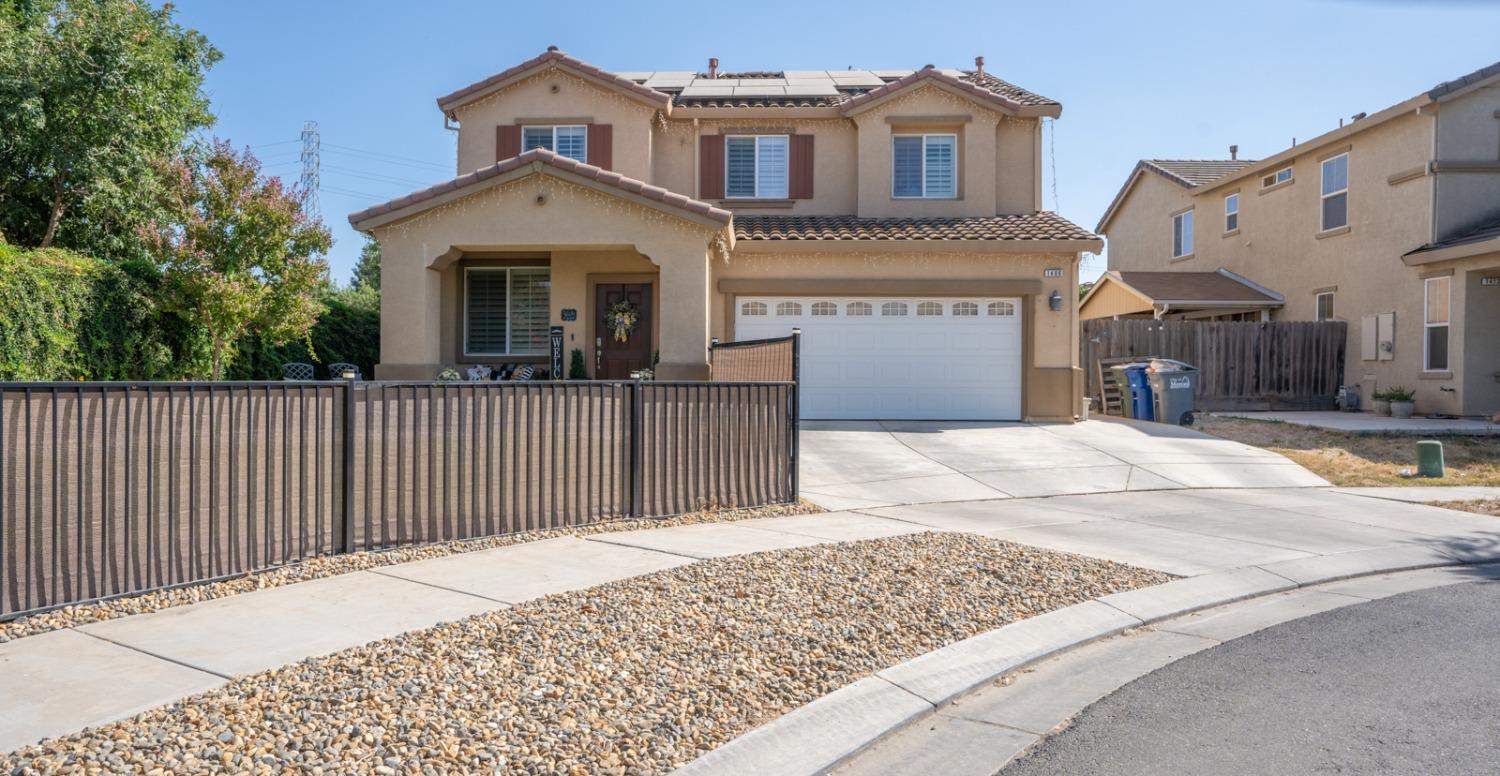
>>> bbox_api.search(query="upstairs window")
[522,125,587,162]
[725,135,789,199]
[893,134,957,198]
[1321,153,1349,231]
[1224,193,1239,232]
[1172,210,1194,258]
[464,267,551,356]
[1262,167,1293,188]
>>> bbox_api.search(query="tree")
[351,235,380,292]
[143,140,332,379]
[0,0,220,254]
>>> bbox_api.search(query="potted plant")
[1371,389,1392,417]
[1386,386,1416,419]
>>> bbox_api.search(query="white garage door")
[734,296,1023,420]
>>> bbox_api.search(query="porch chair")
[328,362,362,380]
[281,362,315,381]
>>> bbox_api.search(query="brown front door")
[596,283,652,378]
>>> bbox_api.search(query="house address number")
[1044,268,1063,278]
[1483,277,1500,287]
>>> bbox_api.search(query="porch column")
[374,240,445,378]
[646,240,713,380]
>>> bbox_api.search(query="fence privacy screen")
[0,379,797,620]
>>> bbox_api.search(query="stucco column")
[373,237,445,378]
[642,239,713,380]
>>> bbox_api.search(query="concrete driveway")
[799,417,1328,510]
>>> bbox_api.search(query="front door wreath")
[605,299,640,343]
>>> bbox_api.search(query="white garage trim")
[734,296,1024,420]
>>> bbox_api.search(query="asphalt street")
[1003,577,1500,775]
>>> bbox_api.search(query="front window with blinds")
[464,267,551,356]
[1425,276,1450,371]
[725,135,789,199]
[892,134,957,198]
[522,126,587,162]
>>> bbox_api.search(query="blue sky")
[170,0,1500,284]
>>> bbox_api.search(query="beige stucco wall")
[1099,109,1500,414]
[1079,278,1153,319]
[451,68,658,182]
[370,171,718,380]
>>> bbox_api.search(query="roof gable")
[839,65,1061,118]
[1096,159,1254,233]
[437,48,671,114]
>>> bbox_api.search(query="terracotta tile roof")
[1427,57,1500,99]
[671,93,858,109]
[1142,159,1259,187]
[437,48,671,112]
[1113,271,1281,303]
[349,148,730,229]
[959,70,1058,108]
[734,213,1097,242]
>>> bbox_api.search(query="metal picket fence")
[0,377,797,620]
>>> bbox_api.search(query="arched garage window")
[741,301,767,316]
[847,301,872,316]
[811,302,838,316]
[987,301,1016,316]
[881,302,908,316]
[917,301,944,316]
[776,301,802,316]
[952,301,979,316]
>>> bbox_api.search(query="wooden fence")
[0,378,797,620]
[1082,319,1348,411]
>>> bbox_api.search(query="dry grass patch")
[1196,415,1500,487]
[1,533,1170,775]
[1431,499,1500,518]
[0,501,823,644]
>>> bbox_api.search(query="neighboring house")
[349,48,1100,421]
[1082,268,1283,321]
[1093,60,1500,417]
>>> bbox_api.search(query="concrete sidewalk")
[5,487,1500,754]
[1216,410,1497,435]
[798,418,1328,510]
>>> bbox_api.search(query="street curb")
[671,555,1493,776]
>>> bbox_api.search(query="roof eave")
[733,238,1101,254]
[839,70,1034,118]
[1402,233,1500,265]
[435,51,671,114]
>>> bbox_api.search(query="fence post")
[790,328,801,501]
[630,379,644,518]
[340,378,356,553]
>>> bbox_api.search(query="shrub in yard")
[569,348,588,379]
[0,243,208,379]
[227,285,379,380]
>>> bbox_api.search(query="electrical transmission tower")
[299,120,321,221]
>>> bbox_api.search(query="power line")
[322,142,449,171]
[319,186,386,201]
[322,147,451,174]
[322,164,434,188]
[250,139,301,149]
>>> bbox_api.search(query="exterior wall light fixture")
[1049,290,1063,311]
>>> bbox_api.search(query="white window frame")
[1262,167,1293,188]
[1315,291,1334,322]
[462,266,552,357]
[1224,193,1239,232]
[891,133,958,199]
[520,125,587,163]
[1320,153,1349,231]
[1172,209,1195,258]
[1424,276,1450,372]
[724,134,789,199]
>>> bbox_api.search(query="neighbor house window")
[464,267,551,356]
[522,125,587,162]
[892,134,957,198]
[1224,193,1239,232]
[1321,153,1348,231]
[1262,167,1293,188]
[1315,292,1334,322]
[811,301,837,316]
[847,301,872,316]
[725,135,789,198]
[1172,210,1194,258]
[1425,276,1450,371]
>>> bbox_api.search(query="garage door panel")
[734,296,1024,420]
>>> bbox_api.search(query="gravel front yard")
[1,532,1169,775]
[1197,415,1500,487]
[0,501,822,644]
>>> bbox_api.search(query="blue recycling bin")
[1123,364,1155,421]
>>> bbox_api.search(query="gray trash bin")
[1146,359,1199,426]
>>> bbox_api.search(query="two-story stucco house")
[348,48,1100,421]
[1089,59,1500,418]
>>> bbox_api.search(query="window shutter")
[789,134,814,199]
[587,124,612,170]
[699,135,725,199]
[495,125,521,162]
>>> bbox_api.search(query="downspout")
[1154,303,1169,320]
[692,117,701,199]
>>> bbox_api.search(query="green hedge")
[226,285,379,380]
[0,244,208,380]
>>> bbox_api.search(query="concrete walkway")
[798,418,1328,510]
[6,486,1500,754]
[1216,410,1498,435]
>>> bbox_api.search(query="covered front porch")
[349,149,733,381]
